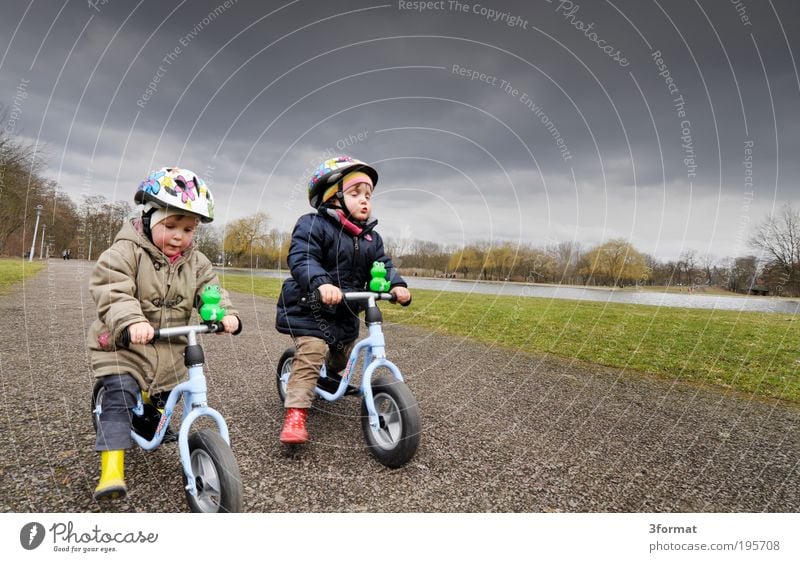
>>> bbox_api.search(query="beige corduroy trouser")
[284,336,355,408]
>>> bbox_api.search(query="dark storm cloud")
[2,0,799,259]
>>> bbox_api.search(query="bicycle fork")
[359,324,405,432]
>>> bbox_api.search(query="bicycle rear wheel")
[276,348,294,403]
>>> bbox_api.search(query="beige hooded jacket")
[87,219,238,393]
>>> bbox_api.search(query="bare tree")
[677,249,698,286]
[194,224,222,264]
[696,253,716,286]
[42,185,80,257]
[78,196,130,259]
[726,255,760,294]
[750,204,800,295]
[0,129,47,255]
[548,241,582,284]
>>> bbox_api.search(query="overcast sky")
[2,0,799,260]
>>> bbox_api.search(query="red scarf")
[328,208,363,236]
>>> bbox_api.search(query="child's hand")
[220,315,240,334]
[390,286,411,305]
[127,321,154,344]
[318,283,343,305]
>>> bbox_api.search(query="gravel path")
[1,259,798,513]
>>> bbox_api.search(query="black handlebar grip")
[119,327,131,347]
[120,326,158,346]
[312,289,322,305]
[401,295,412,307]
[301,289,321,306]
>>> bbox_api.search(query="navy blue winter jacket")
[275,208,406,345]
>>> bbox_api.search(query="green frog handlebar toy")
[369,261,391,292]
[199,285,226,322]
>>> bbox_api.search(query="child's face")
[342,182,372,221]
[151,214,197,257]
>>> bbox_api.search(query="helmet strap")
[335,179,357,221]
[141,207,157,242]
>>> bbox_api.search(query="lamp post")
[29,205,44,262]
[39,223,47,259]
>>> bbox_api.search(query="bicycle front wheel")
[184,430,242,513]
[361,374,421,468]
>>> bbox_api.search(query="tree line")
[0,136,131,260]
[2,127,798,296]
[386,235,799,297]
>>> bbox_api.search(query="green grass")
[0,258,46,296]
[221,273,800,404]
[219,273,283,299]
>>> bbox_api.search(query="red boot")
[279,408,309,444]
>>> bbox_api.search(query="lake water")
[222,269,800,314]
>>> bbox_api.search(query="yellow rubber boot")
[94,450,127,500]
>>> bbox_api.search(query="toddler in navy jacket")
[275,156,410,444]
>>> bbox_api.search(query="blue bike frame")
[128,324,231,498]
[310,292,405,432]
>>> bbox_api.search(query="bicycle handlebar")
[301,289,412,307]
[345,291,397,303]
[119,322,225,347]
[352,290,412,307]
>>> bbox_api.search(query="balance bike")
[277,289,421,468]
[92,287,243,512]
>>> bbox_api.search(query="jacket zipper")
[352,235,360,286]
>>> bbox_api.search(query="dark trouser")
[94,374,139,451]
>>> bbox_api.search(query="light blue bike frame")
[311,292,405,432]
[129,325,231,498]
